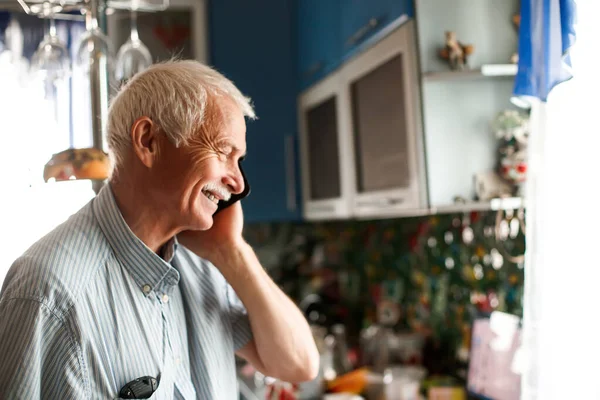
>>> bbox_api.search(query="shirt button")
[161,294,169,304]
[142,284,152,294]
[175,357,181,365]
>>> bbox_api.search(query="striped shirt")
[0,184,253,399]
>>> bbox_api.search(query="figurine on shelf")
[491,110,530,195]
[474,171,513,201]
[499,146,527,185]
[438,31,473,70]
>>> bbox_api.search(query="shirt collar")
[93,183,180,296]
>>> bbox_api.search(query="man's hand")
[177,202,245,264]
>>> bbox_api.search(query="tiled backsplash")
[244,210,525,374]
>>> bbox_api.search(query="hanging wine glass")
[31,3,71,82]
[115,9,152,82]
[76,6,115,76]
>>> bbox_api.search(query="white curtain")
[522,0,600,398]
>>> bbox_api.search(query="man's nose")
[222,163,245,195]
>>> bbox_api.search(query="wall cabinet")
[340,0,414,63]
[296,0,343,91]
[297,0,414,91]
[298,20,427,221]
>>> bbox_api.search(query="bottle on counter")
[332,324,353,375]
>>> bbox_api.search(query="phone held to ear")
[214,158,250,215]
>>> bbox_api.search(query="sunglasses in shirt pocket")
[214,158,250,215]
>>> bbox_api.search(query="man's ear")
[131,117,158,168]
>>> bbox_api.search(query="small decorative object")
[438,31,474,70]
[491,110,530,193]
[499,148,527,184]
[491,110,529,143]
[474,171,513,201]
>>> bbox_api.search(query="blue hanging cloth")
[513,0,577,103]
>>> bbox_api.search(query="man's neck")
[109,178,177,254]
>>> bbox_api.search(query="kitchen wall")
[244,210,525,374]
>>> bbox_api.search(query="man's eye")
[217,151,232,161]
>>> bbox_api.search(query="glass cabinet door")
[350,54,411,193]
[305,96,342,200]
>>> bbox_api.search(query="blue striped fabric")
[0,184,253,399]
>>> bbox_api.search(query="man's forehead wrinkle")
[186,131,232,158]
[187,111,224,147]
[184,96,245,152]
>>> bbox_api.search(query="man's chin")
[191,214,213,231]
[193,198,218,229]
[181,209,213,231]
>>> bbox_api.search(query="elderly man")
[0,60,319,399]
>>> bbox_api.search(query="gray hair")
[106,59,256,171]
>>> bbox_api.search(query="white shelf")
[422,64,518,82]
[352,197,525,220]
[432,197,524,215]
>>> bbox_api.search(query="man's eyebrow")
[215,139,234,150]
[218,140,246,156]
[234,146,248,159]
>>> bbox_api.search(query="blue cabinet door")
[297,0,343,90]
[341,0,414,61]
[296,0,413,91]
[209,0,302,223]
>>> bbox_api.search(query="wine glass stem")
[130,11,139,42]
[86,0,99,31]
[49,17,57,38]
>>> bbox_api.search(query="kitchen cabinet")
[340,0,414,62]
[297,0,414,91]
[209,0,301,223]
[297,0,343,91]
[344,21,427,219]
[298,20,427,221]
[298,71,353,220]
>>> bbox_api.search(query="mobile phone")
[214,158,250,215]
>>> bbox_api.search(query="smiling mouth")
[201,189,220,205]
